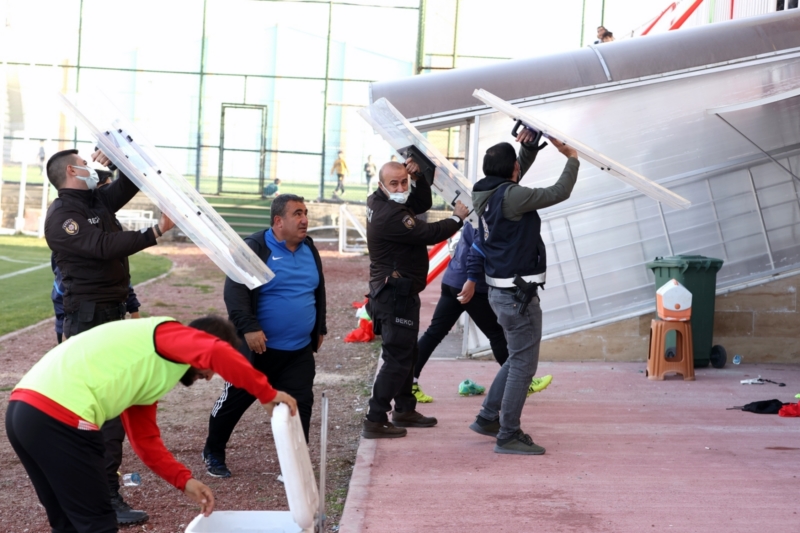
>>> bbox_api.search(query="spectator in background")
[263,178,281,197]
[364,156,377,194]
[38,141,46,175]
[390,155,398,162]
[331,151,349,196]
[593,25,606,44]
[601,30,615,43]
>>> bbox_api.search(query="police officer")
[361,158,469,439]
[468,136,579,455]
[44,148,175,524]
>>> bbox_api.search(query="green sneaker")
[458,379,486,396]
[412,383,433,403]
[527,374,553,397]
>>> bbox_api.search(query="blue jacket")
[442,222,488,294]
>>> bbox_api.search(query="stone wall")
[541,272,800,364]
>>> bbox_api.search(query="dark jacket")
[44,175,157,313]
[223,230,327,354]
[366,176,462,296]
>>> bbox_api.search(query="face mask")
[72,165,100,190]
[381,183,410,204]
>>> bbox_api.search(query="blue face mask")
[72,165,100,190]
[381,183,410,204]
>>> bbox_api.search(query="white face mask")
[72,165,100,190]
[381,183,410,204]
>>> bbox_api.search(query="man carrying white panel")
[43,148,175,524]
[468,136,579,455]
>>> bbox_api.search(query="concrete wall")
[541,272,800,364]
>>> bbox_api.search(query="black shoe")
[202,450,232,478]
[391,410,437,428]
[110,491,148,525]
[494,430,545,455]
[362,419,408,439]
[469,415,500,437]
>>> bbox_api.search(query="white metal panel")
[357,98,478,226]
[60,91,274,290]
[472,88,691,210]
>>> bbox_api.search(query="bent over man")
[44,148,174,524]
[362,159,469,438]
[5,315,297,533]
[203,194,326,477]
[468,136,579,455]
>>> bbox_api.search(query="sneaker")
[391,410,437,428]
[458,379,486,396]
[202,451,232,478]
[468,415,500,437]
[412,383,434,403]
[527,374,553,397]
[494,430,545,455]
[110,491,149,525]
[362,419,408,439]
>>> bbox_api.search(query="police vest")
[478,182,546,288]
[15,317,189,427]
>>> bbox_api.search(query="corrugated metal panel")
[371,9,800,121]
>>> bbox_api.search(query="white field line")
[0,262,50,280]
[0,255,45,264]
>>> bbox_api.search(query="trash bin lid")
[645,255,724,273]
[271,403,319,529]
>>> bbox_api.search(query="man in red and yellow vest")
[5,315,297,533]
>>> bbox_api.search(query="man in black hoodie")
[468,137,578,455]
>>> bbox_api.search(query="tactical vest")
[15,317,189,427]
[478,182,547,288]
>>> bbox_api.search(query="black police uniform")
[365,177,462,422]
[44,173,158,495]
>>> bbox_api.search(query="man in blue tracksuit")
[202,194,326,477]
[468,136,579,455]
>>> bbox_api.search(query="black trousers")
[367,289,420,422]
[416,284,509,378]
[334,174,345,193]
[6,401,117,533]
[205,342,315,458]
[64,302,127,493]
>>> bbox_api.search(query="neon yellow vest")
[16,317,190,427]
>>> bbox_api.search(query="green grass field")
[0,235,172,337]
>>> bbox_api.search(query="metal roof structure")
[366,10,800,341]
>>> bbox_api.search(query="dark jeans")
[6,401,117,533]
[479,288,542,440]
[205,342,316,458]
[366,289,420,422]
[63,301,127,492]
[334,174,345,194]
[416,283,509,378]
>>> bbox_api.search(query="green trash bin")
[645,255,725,368]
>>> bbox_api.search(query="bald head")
[379,162,406,185]
[379,162,409,193]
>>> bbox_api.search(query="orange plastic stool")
[646,319,695,381]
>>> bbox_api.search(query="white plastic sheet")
[357,98,478,226]
[59,91,273,289]
[472,89,691,210]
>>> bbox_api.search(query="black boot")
[110,491,149,525]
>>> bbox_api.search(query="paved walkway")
[340,360,800,533]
